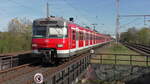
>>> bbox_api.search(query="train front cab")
[32,21,70,62]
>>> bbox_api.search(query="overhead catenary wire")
[0,7,11,16]
[7,0,40,13]
[62,0,93,27]
[120,18,141,29]
[62,0,109,33]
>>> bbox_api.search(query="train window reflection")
[48,27,67,38]
[33,27,47,38]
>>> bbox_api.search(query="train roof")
[33,16,107,36]
[33,16,76,27]
[34,16,74,24]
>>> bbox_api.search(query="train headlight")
[45,39,49,43]
[32,44,37,47]
[57,44,63,48]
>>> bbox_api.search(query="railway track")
[0,55,43,83]
[0,51,44,83]
[0,64,38,83]
[122,42,150,55]
[0,43,110,84]
[0,51,34,70]
[0,51,90,84]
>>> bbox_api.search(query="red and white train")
[32,16,112,63]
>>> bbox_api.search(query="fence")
[91,53,150,66]
[0,55,19,70]
[0,51,31,70]
[23,54,91,84]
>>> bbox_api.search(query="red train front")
[32,16,112,63]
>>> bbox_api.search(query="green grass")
[0,32,31,54]
[105,43,138,54]
[91,43,150,66]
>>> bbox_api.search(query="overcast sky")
[0,0,150,35]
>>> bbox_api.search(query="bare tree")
[7,17,32,34]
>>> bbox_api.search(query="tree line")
[0,18,32,54]
[120,27,150,45]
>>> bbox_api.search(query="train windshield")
[48,27,67,38]
[33,27,47,38]
[33,26,67,38]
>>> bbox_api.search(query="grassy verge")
[98,43,138,54]
[91,43,149,66]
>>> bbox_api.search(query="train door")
[87,32,90,46]
[85,33,88,46]
[76,28,79,50]
[83,30,86,47]
[68,25,71,56]
[71,29,76,49]
[89,33,91,45]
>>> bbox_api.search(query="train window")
[33,27,47,37]
[93,35,94,40]
[48,27,67,38]
[93,35,95,40]
[90,34,92,40]
[72,30,76,40]
[83,33,84,40]
[79,32,83,40]
[86,33,88,40]
[79,32,82,40]
[83,33,85,40]
[92,35,95,40]
[90,35,91,40]
[79,32,81,40]
[99,37,103,40]
[87,33,89,40]
[81,32,84,40]
[76,31,79,40]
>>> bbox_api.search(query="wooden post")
[115,55,117,64]
[130,55,132,65]
[11,56,13,68]
[52,76,56,84]
[100,55,102,64]
[146,55,148,66]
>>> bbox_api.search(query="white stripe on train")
[57,41,109,54]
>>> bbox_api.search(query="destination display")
[39,21,57,24]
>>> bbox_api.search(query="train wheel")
[51,50,57,64]
[42,50,57,64]
[42,51,52,64]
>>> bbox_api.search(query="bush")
[0,32,31,54]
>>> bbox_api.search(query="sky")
[0,0,150,35]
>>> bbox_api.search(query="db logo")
[34,73,44,84]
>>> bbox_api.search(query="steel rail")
[122,43,150,55]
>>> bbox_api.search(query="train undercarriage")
[39,49,57,64]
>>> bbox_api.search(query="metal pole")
[116,0,120,43]
[120,15,150,25]
[46,2,49,18]
[91,24,97,31]
[144,16,146,25]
